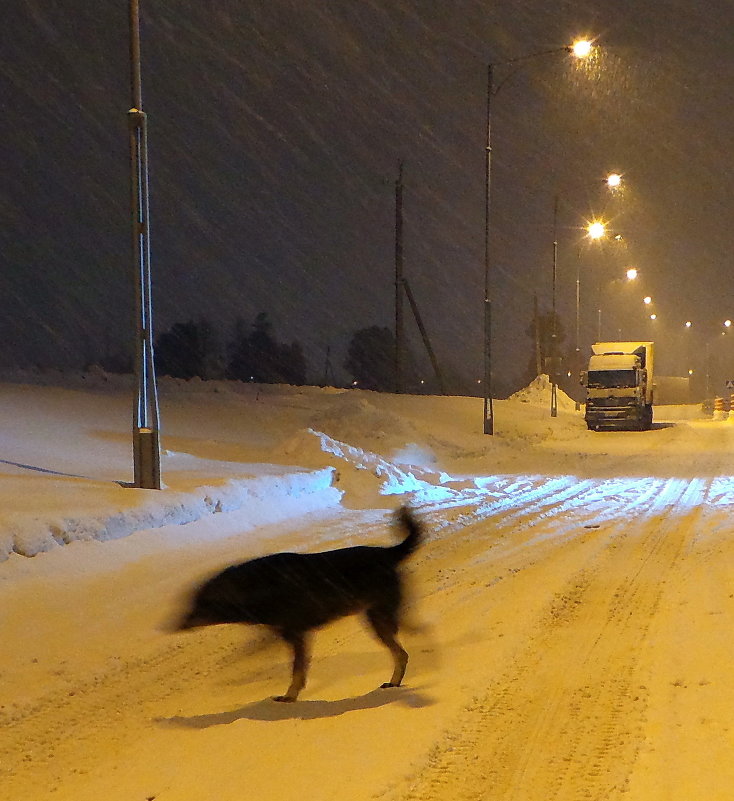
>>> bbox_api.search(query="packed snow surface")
[1,372,732,800]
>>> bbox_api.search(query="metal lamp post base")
[133,427,161,490]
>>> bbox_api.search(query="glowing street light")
[571,39,594,58]
[685,320,692,328]
[574,210,608,393]
[586,220,606,239]
[482,36,595,435]
[643,296,652,305]
[606,172,622,189]
[626,267,638,281]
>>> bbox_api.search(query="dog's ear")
[396,504,413,525]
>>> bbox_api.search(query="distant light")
[626,268,638,280]
[607,173,622,189]
[685,320,692,328]
[650,314,657,320]
[587,221,606,239]
[571,39,593,58]
[726,320,732,328]
[689,369,694,375]
[643,296,652,304]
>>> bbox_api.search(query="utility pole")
[483,63,494,433]
[550,195,558,417]
[402,278,447,395]
[128,0,161,489]
[394,161,405,393]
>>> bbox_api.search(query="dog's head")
[171,581,233,631]
[168,566,257,632]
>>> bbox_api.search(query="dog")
[173,505,423,702]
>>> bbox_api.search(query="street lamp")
[574,217,608,403]
[571,39,593,58]
[482,38,595,434]
[128,0,161,489]
[586,220,606,240]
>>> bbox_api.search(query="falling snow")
[3,2,734,392]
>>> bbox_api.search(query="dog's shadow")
[158,685,435,727]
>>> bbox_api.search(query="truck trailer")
[582,341,654,431]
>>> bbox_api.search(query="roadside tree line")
[98,313,406,391]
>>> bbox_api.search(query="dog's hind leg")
[273,630,310,702]
[366,609,409,689]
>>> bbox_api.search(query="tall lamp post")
[550,196,559,417]
[483,38,594,434]
[574,219,606,410]
[128,0,161,489]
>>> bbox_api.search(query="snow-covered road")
[2,377,734,800]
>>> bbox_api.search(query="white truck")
[581,341,654,431]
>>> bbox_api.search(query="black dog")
[174,506,423,701]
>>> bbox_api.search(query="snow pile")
[0,467,339,562]
[508,374,577,411]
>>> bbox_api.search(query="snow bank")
[508,374,577,410]
[0,467,340,562]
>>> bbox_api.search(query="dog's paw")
[273,694,297,703]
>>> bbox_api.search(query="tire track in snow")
[0,634,250,795]
[405,474,696,619]
[382,476,708,801]
[417,471,683,566]
[0,509,398,796]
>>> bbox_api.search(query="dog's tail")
[391,505,423,561]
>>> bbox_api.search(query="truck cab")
[582,342,654,431]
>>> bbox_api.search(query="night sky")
[4,0,734,395]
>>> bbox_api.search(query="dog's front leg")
[273,630,310,702]
[366,609,409,689]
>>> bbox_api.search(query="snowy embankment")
[0,372,341,561]
[0,369,519,561]
[1,463,340,562]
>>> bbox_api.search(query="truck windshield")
[587,370,637,389]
